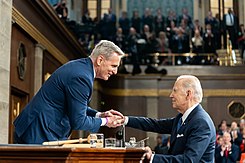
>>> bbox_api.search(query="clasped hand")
[101,109,125,128]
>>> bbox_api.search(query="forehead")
[223,133,230,138]
[106,52,120,60]
[105,52,121,65]
[174,79,183,88]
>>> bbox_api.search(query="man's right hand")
[106,115,124,128]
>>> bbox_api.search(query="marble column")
[0,0,13,143]
[34,44,45,94]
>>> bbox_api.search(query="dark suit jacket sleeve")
[127,116,174,134]
[153,118,215,163]
[66,75,101,133]
[87,106,98,117]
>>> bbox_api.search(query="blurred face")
[243,128,245,135]
[231,122,237,130]
[223,132,231,144]
[95,52,121,80]
[170,79,188,112]
[221,123,227,131]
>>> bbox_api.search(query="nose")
[112,67,118,75]
[169,92,173,98]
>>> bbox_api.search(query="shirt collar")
[93,66,96,78]
[181,103,199,124]
[89,57,96,78]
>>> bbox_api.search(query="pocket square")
[177,134,184,138]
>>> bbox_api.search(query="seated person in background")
[157,31,169,53]
[55,0,68,20]
[81,9,93,25]
[191,29,203,53]
[215,131,240,163]
[217,119,229,136]
[126,27,142,75]
[230,121,242,148]
[156,31,170,65]
[203,24,216,53]
[170,27,190,65]
[216,135,224,148]
[192,19,203,38]
[240,127,245,153]
[154,135,169,154]
[240,119,245,133]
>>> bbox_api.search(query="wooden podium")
[0,145,146,163]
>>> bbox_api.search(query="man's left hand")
[144,146,153,160]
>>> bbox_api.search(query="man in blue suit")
[14,40,125,144]
[123,75,216,162]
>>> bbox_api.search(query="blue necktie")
[177,117,182,131]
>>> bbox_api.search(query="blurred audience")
[154,135,170,154]
[48,4,243,72]
[119,11,130,37]
[215,131,240,163]
[55,0,68,21]
[154,8,165,37]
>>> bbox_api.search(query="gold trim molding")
[12,7,68,64]
[94,83,245,97]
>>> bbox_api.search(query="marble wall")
[0,0,12,143]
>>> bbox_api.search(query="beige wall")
[239,0,245,25]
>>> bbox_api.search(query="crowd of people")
[78,7,223,68]
[48,0,245,74]
[215,119,245,162]
[155,119,245,162]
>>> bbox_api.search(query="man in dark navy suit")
[123,75,216,162]
[14,40,125,144]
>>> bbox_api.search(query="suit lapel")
[169,105,202,151]
[170,114,183,145]
[184,104,201,126]
[84,58,94,102]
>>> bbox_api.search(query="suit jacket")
[222,14,239,32]
[215,144,240,163]
[14,58,101,144]
[127,104,216,163]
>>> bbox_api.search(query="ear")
[96,55,104,66]
[186,90,192,99]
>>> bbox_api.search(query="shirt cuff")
[95,112,106,126]
[124,116,129,125]
[101,118,107,126]
[95,112,101,118]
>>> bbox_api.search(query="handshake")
[100,109,126,128]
